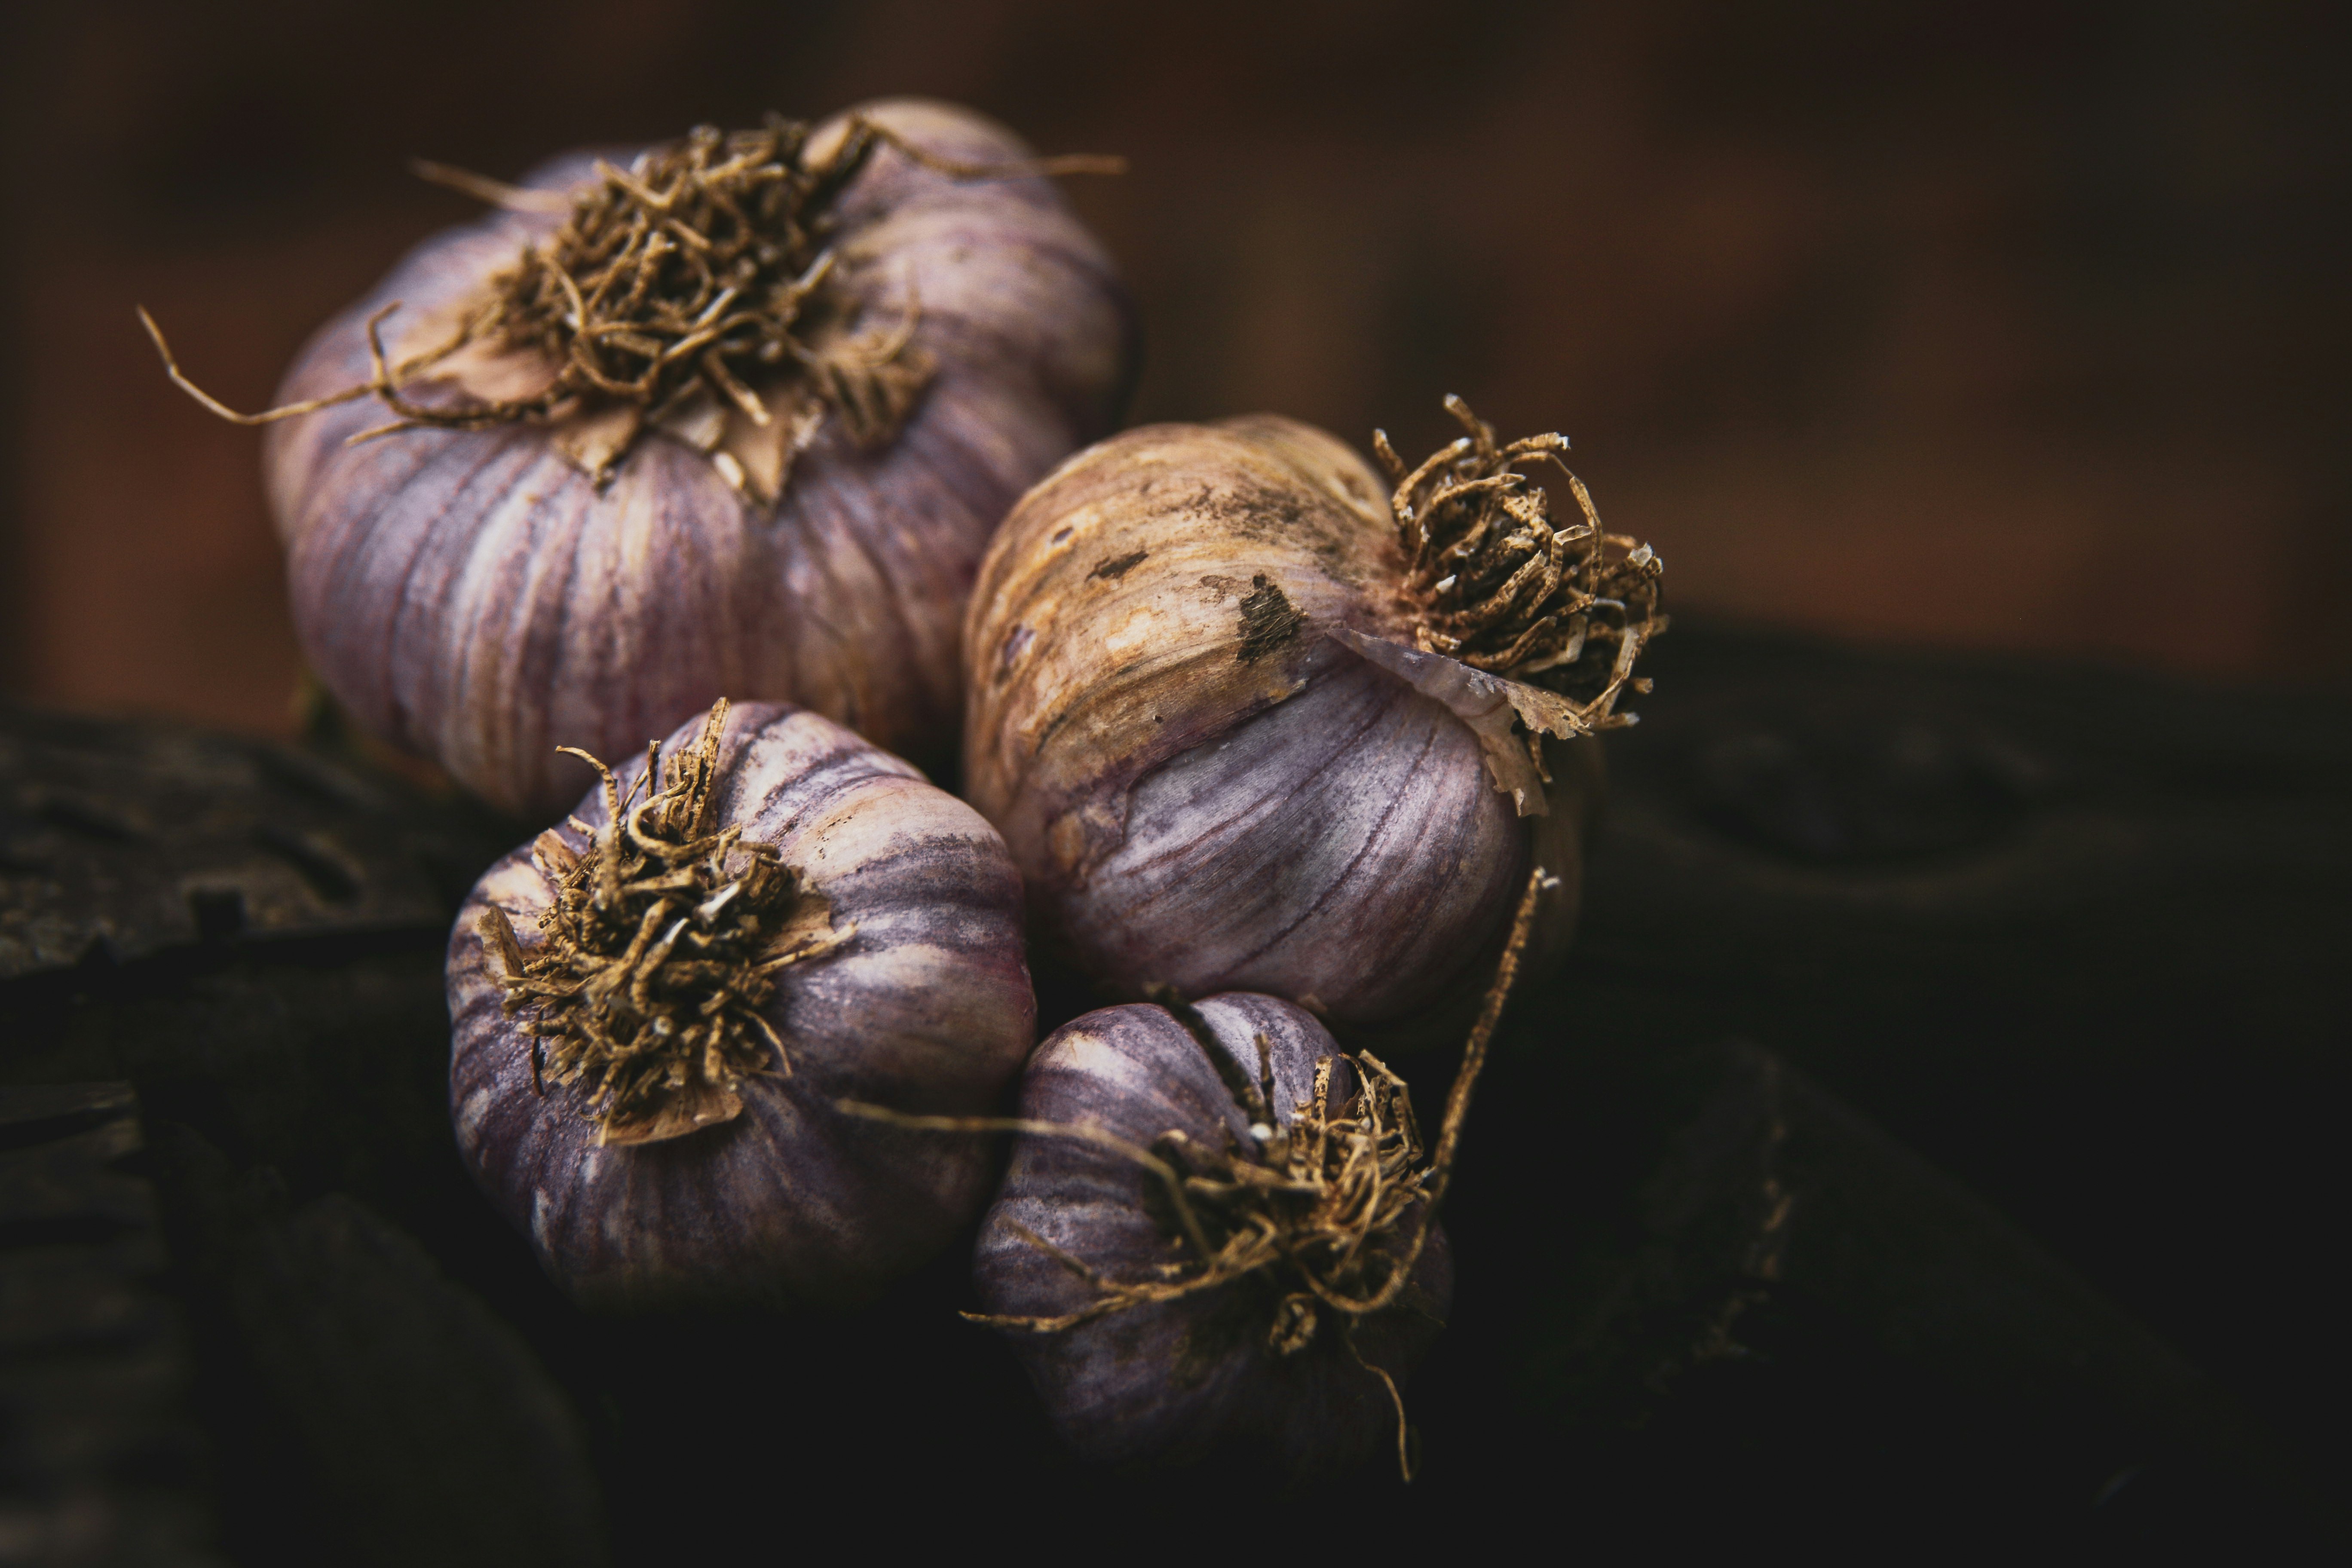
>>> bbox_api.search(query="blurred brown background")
[3,0,2346,736]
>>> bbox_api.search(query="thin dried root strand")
[1390,864,1547,1257]
[835,1102,1218,1264]
[410,159,573,214]
[850,119,1127,181]
[1376,396,1664,718]
[138,307,379,426]
[1347,1329,1418,1483]
[478,700,852,1144]
[145,111,1115,481]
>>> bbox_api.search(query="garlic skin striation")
[963,410,1654,1044]
[266,99,1134,818]
[448,701,1034,1311]
[973,994,1451,1476]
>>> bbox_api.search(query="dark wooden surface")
[2,625,2343,1556]
[0,1083,217,1565]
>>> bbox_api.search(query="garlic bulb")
[448,700,1033,1310]
[971,992,1452,1476]
[962,402,1658,1044]
[254,99,1133,817]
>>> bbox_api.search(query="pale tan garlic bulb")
[963,402,1660,1046]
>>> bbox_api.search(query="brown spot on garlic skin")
[1087,549,1148,581]
[449,701,1035,1311]
[266,100,1136,818]
[998,623,1034,677]
[1234,575,1304,663]
[962,417,1596,1047]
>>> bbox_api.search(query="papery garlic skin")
[448,701,1035,1311]
[268,99,1135,818]
[962,417,1590,1043]
[975,994,1452,1476]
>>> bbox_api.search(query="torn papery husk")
[1325,625,1605,817]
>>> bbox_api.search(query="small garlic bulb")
[963,404,1658,1044]
[259,99,1133,817]
[973,993,1451,1476]
[448,700,1034,1310]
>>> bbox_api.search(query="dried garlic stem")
[1373,395,1665,720]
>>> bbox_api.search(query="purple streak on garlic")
[962,416,1594,1046]
[448,701,1034,1310]
[1073,659,1532,1021]
[268,99,1135,818]
[974,994,1451,1475]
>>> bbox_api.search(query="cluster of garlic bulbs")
[167,96,1657,1480]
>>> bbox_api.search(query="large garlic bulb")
[448,701,1034,1310]
[265,99,1134,817]
[962,405,1657,1044]
[973,993,1452,1475]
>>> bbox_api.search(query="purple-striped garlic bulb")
[448,699,1033,1310]
[962,399,1660,1047]
[972,992,1453,1476]
[178,99,1132,817]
